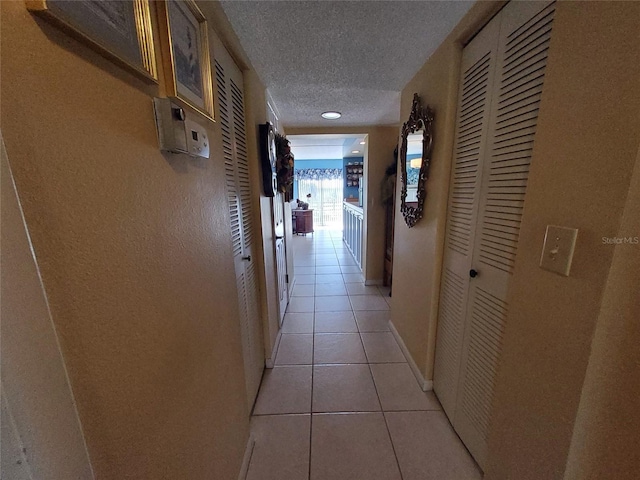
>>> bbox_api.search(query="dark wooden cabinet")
[293,209,314,235]
[383,174,396,287]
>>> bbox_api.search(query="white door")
[214,40,264,411]
[435,0,556,469]
[273,192,289,326]
[265,96,289,326]
[434,8,501,425]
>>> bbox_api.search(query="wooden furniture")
[292,209,313,235]
[342,202,363,268]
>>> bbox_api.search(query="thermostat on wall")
[153,97,210,159]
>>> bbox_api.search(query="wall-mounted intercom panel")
[153,97,210,159]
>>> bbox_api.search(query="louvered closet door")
[436,0,556,470]
[214,39,264,411]
[434,13,501,424]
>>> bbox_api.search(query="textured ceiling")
[289,134,366,159]
[220,1,473,127]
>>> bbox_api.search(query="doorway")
[288,133,368,274]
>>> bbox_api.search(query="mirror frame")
[400,93,435,228]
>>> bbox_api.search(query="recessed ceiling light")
[351,150,360,154]
[359,141,365,145]
[321,111,341,120]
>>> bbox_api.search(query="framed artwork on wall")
[26,0,158,82]
[275,133,294,202]
[157,0,215,122]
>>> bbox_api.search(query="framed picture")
[157,0,215,122]
[26,0,157,82]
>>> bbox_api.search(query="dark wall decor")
[275,132,294,201]
[399,93,435,227]
[259,122,277,197]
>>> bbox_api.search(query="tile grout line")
[369,362,406,480]
[310,237,340,479]
[297,233,371,478]
[381,408,405,480]
[308,307,315,480]
[252,408,441,417]
[294,240,317,480]
[360,308,406,480]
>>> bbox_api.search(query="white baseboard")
[389,320,433,391]
[238,434,255,480]
[265,329,283,369]
[364,279,383,286]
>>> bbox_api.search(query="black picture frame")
[259,123,277,197]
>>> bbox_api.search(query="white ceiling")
[289,134,366,160]
[220,1,473,128]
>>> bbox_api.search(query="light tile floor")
[247,228,481,480]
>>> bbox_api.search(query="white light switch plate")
[540,225,578,276]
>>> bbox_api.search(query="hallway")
[245,229,481,479]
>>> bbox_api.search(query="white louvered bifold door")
[434,13,501,424]
[214,38,264,412]
[436,0,556,470]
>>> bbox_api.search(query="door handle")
[242,255,252,262]
[469,269,478,278]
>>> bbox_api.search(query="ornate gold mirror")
[400,93,435,228]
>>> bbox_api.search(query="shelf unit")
[345,162,363,188]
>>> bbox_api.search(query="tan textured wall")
[485,2,640,478]
[1,140,94,479]
[1,1,257,478]
[392,1,504,379]
[285,126,399,283]
[563,145,640,480]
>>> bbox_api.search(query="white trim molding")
[237,434,255,480]
[265,329,283,369]
[389,320,433,391]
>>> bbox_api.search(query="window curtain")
[295,168,343,181]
